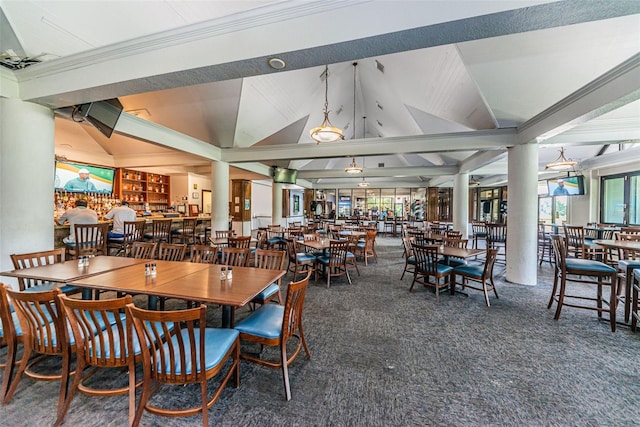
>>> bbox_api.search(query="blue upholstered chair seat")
[267,237,285,245]
[0,311,23,337]
[252,283,279,304]
[89,320,173,359]
[23,281,78,294]
[430,263,454,275]
[107,236,125,243]
[346,252,355,259]
[297,253,317,263]
[439,258,467,268]
[475,232,487,237]
[157,328,239,374]
[618,259,640,270]
[452,264,484,279]
[356,242,366,249]
[565,258,616,273]
[234,304,284,339]
[407,255,415,264]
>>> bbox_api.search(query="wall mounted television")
[272,167,297,184]
[75,98,123,138]
[54,161,115,194]
[547,175,585,196]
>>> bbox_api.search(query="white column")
[587,169,599,222]
[0,99,55,286]
[210,161,229,231]
[272,182,283,227]
[453,172,469,239]
[506,143,538,286]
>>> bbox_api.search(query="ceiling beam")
[459,149,507,173]
[579,145,640,170]
[115,113,221,161]
[222,128,518,163]
[517,53,640,144]
[298,165,459,179]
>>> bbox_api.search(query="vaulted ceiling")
[1,1,639,189]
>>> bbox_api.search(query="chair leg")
[55,354,82,427]
[0,338,19,402]
[3,344,31,403]
[55,348,72,424]
[553,276,567,320]
[547,269,559,309]
[200,376,209,426]
[280,342,291,401]
[482,279,491,307]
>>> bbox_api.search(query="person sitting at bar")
[104,200,137,238]
[57,199,98,244]
[63,168,97,192]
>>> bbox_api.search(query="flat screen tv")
[273,167,297,184]
[75,98,123,138]
[547,175,585,196]
[54,161,115,194]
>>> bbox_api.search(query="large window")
[601,172,640,225]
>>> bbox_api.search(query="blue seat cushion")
[0,311,23,337]
[157,328,239,375]
[356,242,366,249]
[297,253,316,263]
[234,304,283,340]
[440,258,467,268]
[474,232,487,237]
[406,255,415,265]
[346,252,355,259]
[89,320,173,359]
[453,264,484,279]
[251,283,279,304]
[565,258,616,274]
[618,260,640,271]
[419,262,453,275]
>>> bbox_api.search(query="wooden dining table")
[1,256,148,299]
[68,260,286,327]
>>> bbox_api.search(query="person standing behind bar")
[64,168,97,192]
[104,201,137,238]
[57,199,98,244]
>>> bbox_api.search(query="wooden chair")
[56,295,144,426]
[563,225,604,259]
[538,223,554,266]
[220,247,250,267]
[285,238,317,282]
[228,235,251,248]
[0,284,24,404]
[143,219,173,244]
[129,241,157,259]
[234,271,311,401]
[250,249,286,307]
[171,217,198,245]
[10,248,78,294]
[400,236,416,280]
[485,223,507,263]
[409,243,453,302]
[108,220,146,256]
[189,244,217,264]
[613,233,640,323]
[471,221,487,249]
[3,288,74,419]
[548,235,617,332]
[67,223,109,259]
[316,240,351,288]
[452,248,499,307]
[126,303,240,427]
[157,243,186,262]
[440,237,468,267]
[353,230,377,266]
[631,270,640,332]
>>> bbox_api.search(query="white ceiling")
[1,0,639,188]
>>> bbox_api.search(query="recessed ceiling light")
[267,57,286,70]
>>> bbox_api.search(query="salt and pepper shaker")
[151,263,157,277]
[145,263,151,276]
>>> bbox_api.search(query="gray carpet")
[2,236,640,426]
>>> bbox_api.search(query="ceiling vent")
[377,120,383,127]
[335,105,343,116]
[375,60,385,73]
[378,163,385,168]
[376,101,383,110]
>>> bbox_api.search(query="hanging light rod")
[310,65,344,143]
[545,147,577,171]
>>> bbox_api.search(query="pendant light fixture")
[310,64,344,143]
[545,147,577,171]
[344,63,363,174]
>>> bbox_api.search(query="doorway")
[202,190,212,214]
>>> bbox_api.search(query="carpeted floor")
[2,236,640,426]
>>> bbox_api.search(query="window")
[601,172,640,225]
